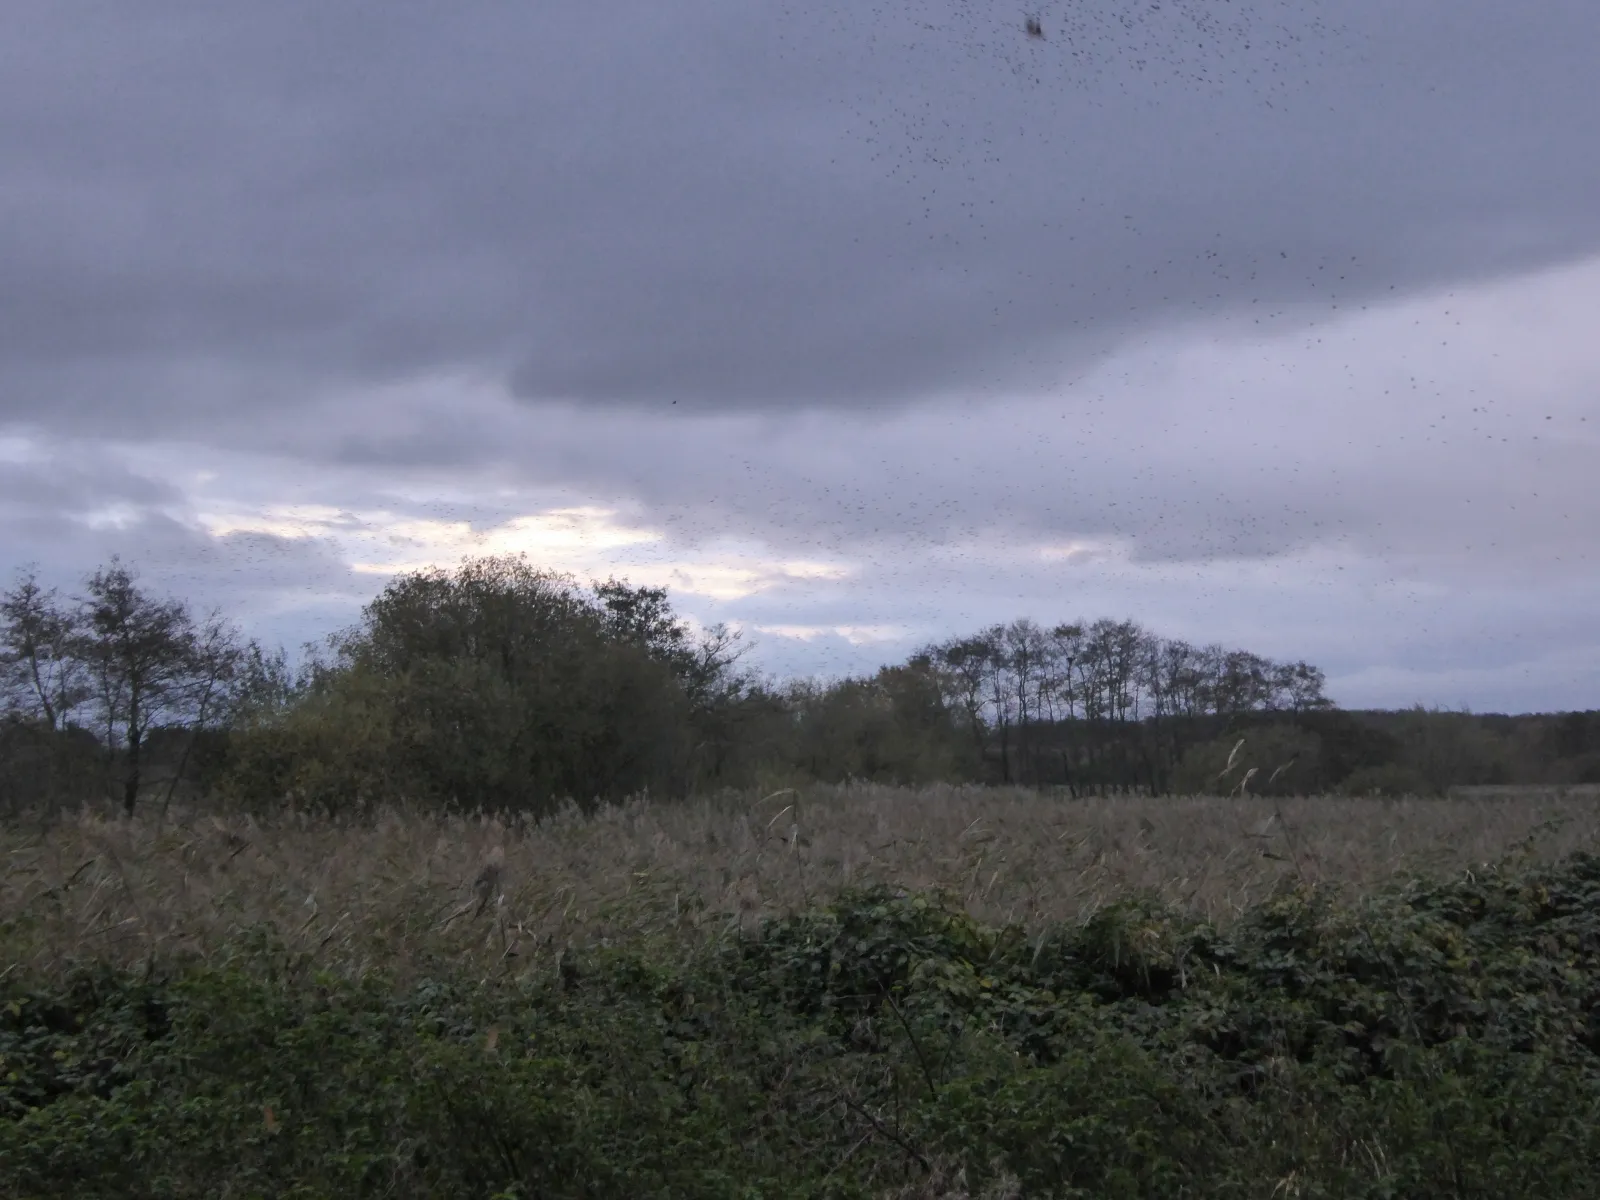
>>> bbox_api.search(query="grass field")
[6,786,1600,1197]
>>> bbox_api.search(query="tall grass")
[5,784,1597,983]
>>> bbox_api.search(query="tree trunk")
[123,710,142,817]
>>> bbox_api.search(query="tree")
[1272,661,1333,714]
[932,632,995,772]
[595,580,694,672]
[779,657,978,786]
[1,567,88,730]
[76,558,240,816]
[276,556,707,814]
[152,610,255,815]
[230,640,303,725]
[1002,619,1050,779]
[1046,622,1086,723]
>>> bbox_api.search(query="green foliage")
[1340,762,1438,797]
[220,554,990,812]
[1571,753,1600,785]
[14,557,1596,815]
[1301,708,1405,787]
[219,557,748,816]
[9,854,1600,1196]
[781,661,979,786]
[1171,722,1326,796]
[1384,706,1516,792]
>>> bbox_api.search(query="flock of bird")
[22,2,1581,706]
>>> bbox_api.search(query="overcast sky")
[3,1,1597,712]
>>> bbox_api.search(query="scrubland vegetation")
[5,557,1600,1196]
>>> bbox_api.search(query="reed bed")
[5,784,1598,983]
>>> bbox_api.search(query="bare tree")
[971,626,1016,783]
[1003,619,1049,779]
[1152,638,1207,719]
[1082,619,1145,724]
[1045,622,1085,723]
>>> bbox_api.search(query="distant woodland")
[3,555,1597,819]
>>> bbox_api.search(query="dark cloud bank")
[3,0,1597,423]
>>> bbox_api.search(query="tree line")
[3,555,1596,819]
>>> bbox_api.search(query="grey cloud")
[0,452,182,516]
[3,0,1598,428]
[0,438,370,646]
[4,404,1593,711]
[232,365,1594,602]
[716,545,1600,713]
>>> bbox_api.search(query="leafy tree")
[0,567,87,730]
[230,556,744,816]
[1272,660,1334,714]
[75,559,250,815]
[777,659,975,786]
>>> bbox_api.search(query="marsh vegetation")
[6,785,1600,1197]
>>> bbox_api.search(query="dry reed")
[4,783,1598,985]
